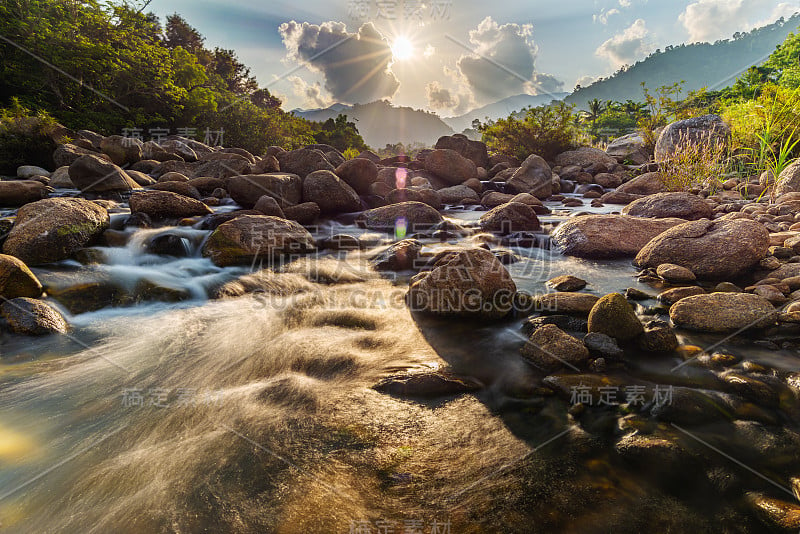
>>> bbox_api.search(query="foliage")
[0,98,62,174]
[659,131,729,193]
[312,115,369,153]
[479,101,585,161]
[342,147,360,160]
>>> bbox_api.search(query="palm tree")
[581,98,606,132]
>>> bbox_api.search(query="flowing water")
[0,195,798,533]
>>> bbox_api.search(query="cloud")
[595,19,653,68]
[454,16,564,102]
[619,0,632,7]
[575,74,598,89]
[288,75,331,109]
[593,8,621,25]
[425,80,475,116]
[279,20,399,104]
[423,44,436,58]
[679,0,798,43]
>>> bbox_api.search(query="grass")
[659,130,729,193]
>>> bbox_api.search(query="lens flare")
[395,217,408,240]
[395,167,407,189]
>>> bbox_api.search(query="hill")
[566,14,800,109]
[442,93,569,132]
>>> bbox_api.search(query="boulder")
[407,247,516,320]
[371,239,422,271]
[276,148,335,178]
[129,190,212,219]
[253,195,285,218]
[546,275,587,292]
[126,170,156,187]
[357,202,443,231]
[634,219,769,280]
[158,171,189,183]
[606,133,650,165]
[99,135,142,165]
[202,215,316,267]
[0,180,51,207]
[3,198,109,265]
[283,202,320,225]
[506,154,553,198]
[587,293,644,341]
[148,181,201,199]
[656,263,696,283]
[669,293,778,332]
[622,192,713,220]
[775,159,800,197]
[533,292,600,315]
[554,147,617,168]
[434,134,489,169]
[48,166,74,188]
[17,165,50,179]
[386,188,424,205]
[227,173,302,209]
[0,297,68,335]
[192,158,251,180]
[0,254,43,298]
[334,158,378,194]
[655,114,730,163]
[302,170,361,214]
[423,149,478,185]
[438,184,480,204]
[616,172,666,195]
[521,324,590,371]
[637,319,679,353]
[551,215,685,259]
[657,286,705,305]
[479,202,541,234]
[68,154,138,192]
[53,143,106,168]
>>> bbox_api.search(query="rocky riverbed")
[0,125,799,532]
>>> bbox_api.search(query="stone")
[253,195,285,218]
[656,263,697,283]
[775,159,800,197]
[358,202,443,232]
[616,172,666,195]
[655,114,730,163]
[637,319,679,352]
[622,192,713,220]
[747,493,800,531]
[481,192,516,208]
[372,371,483,397]
[437,184,480,204]
[157,171,189,183]
[533,292,600,315]
[434,134,489,169]
[669,292,778,332]
[599,191,645,205]
[587,293,644,341]
[0,254,42,298]
[521,324,590,371]
[126,170,156,187]
[53,143,107,168]
[423,149,478,185]
[594,173,623,189]
[0,297,68,335]
[657,286,705,305]
[506,154,553,199]
[554,147,617,168]
[276,148,334,178]
[192,158,252,180]
[148,181,201,199]
[371,239,422,271]
[48,166,73,188]
[386,188,423,205]
[3,198,109,265]
[583,332,624,358]
[407,247,516,320]
[227,173,302,209]
[479,202,541,234]
[129,190,212,219]
[634,219,769,280]
[68,154,138,192]
[546,275,587,292]
[606,132,650,165]
[17,165,50,179]
[202,215,316,267]
[283,202,320,225]
[303,170,361,214]
[334,158,378,194]
[551,215,684,259]
[0,180,51,207]
[99,135,142,165]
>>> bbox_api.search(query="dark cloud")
[279,21,399,104]
[425,81,474,116]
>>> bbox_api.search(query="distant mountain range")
[441,93,569,132]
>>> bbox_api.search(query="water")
[0,196,797,532]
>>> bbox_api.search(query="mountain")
[566,14,800,110]
[442,92,569,132]
[292,100,454,148]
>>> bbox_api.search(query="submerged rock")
[373,371,483,397]
[129,190,212,219]
[669,292,778,333]
[521,324,590,371]
[479,202,541,234]
[0,297,68,335]
[546,275,587,292]
[357,201,443,232]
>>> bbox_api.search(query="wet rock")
[302,170,361,214]
[202,215,316,267]
[358,201,443,232]
[3,198,109,265]
[657,286,705,305]
[747,493,800,531]
[371,239,422,271]
[551,215,684,259]
[616,172,666,195]
[635,219,769,280]
[656,263,697,283]
[521,324,590,371]
[655,114,730,163]
[506,154,552,199]
[588,293,644,341]
[253,195,285,218]
[423,149,478,185]
[0,297,68,335]
[0,254,42,298]
[373,371,483,397]
[522,314,588,335]
[438,184,480,204]
[533,292,600,315]
[227,173,302,209]
[129,190,211,219]
[47,280,128,313]
[637,319,679,353]
[334,158,378,194]
[625,287,653,300]
[583,332,624,358]
[479,202,541,234]
[68,154,138,192]
[143,234,191,257]
[650,387,731,424]
[622,192,713,220]
[0,180,51,207]
[615,432,699,483]
[546,275,587,292]
[407,247,516,320]
[283,202,320,225]
[669,292,778,332]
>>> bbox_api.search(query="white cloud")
[423,44,436,58]
[756,2,800,26]
[595,19,653,68]
[288,75,331,109]
[575,75,598,89]
[593,8,621,25]
[619,0,632,7]
[679,0,799,43]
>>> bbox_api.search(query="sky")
[147,0,799,116]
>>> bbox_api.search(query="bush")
[0,100,63,174]
[660,131,729,193]
[479,101,584,161]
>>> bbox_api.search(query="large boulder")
[407,247,516,320]
[655,114,730,163]
[506,154,552,198]
[0,297,68,335]
[423,149,478,185]
[0,180,51,207]
[3,198,109,265]
[53,143,106,168]
[129,190,212,219]
[622,192,713,220]
[669,293,778,333]
[551,215,685,259]
[226,173,302,209]
[334,158,378,194]
[587,293,644,341]
[434,134,489,169]
[192,158,251,180]
[479,202,541,234]
[634,219,769,280]
[202,215,316,267]
[775,159,800,197]
[357,201,443,231]
[276,148,335,178]
[554,147,617,168]
[437,184,479,204]
[606,133,649,165]
[0,254,43,298]
[302,170,361,214]
[99,135,142,166]
[616,172,666,195]
[68,154,138,192]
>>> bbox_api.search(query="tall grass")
[659,131,729,193]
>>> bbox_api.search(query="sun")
[391,37,414,61]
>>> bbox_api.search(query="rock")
[386,188,423,204]
[521,324,590,371]
[202,215,316,267]
[276,148,334,178]
[99,135,142,165]
[551,215,684,259]
[0,254,42,298]
[334,158,378,194]
[371,239,422,271]
[506,154,552,199]
[669,293,778,332]
[192,158,252,180]
[253,195,285,218]
[407,247,516,320]
[3,198,109,265]
[423,149,478,185]
[622,192,713,220]
[53,143,106,168]
[657,286,705,305]
[587,293,643,341]
[481,192,516,208]
[226,173,302,209]
[149,181,201,199]
[372,370,482,397]
[158,171,189,183]
[68,154,138,192]
[554,147,617,168]
[0,180,51,206]
[143,233,191,256]
[283,202,320,225]
[775,159,800,196]
[656,263,697,283]
[479,202,541,234]
[606,133,650,165]
[0,297,68,335]
[655,114,730,163]
[546,275,587,292]
[48,166,74,188]
[583,332,624,358]
[599,191,645,205]
[616,172,666,195]
[356,150,381,163]
[302,170,361,214]
[593,173,623,189]
[126,170,156,187]
[634,219,769,280]
[533,292,600,315]
[434,134,489,169]
[17,165,50,179]
[437,184,480,204]
[129,190,212,219]
[747,493,800,531]
[637,319,679,352]
[358,202,443,232]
